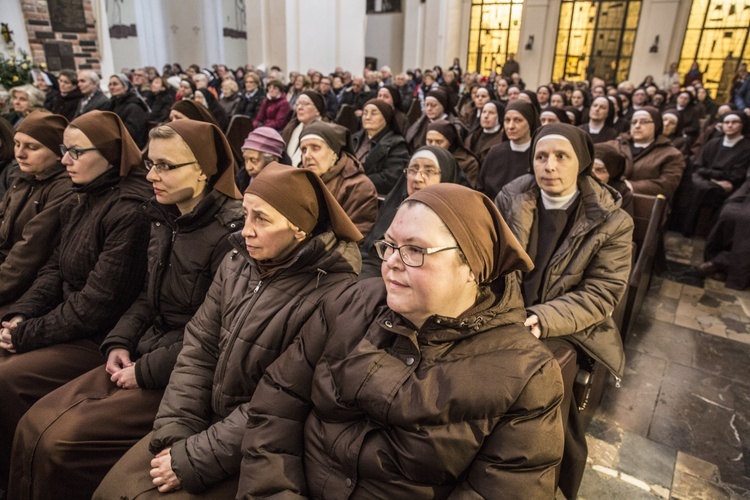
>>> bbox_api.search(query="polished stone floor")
[576,232,750,499]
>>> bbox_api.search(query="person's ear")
[467,269,476,283]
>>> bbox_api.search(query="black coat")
[100,191,243,389]
[75,89,110,118]
[108,92,150,149]
[50,89,84,122]
[241,89,265,120]
[352,128,410,195]
[148,88,176,123]
[8,169,151,353]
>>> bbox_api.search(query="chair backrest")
[631,193,657,258]
[335,104,359,134]
[225,114,254,166]
[406,99,422,128]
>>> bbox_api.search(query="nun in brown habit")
[238,183,565,498]
[496,123,633,499]
[8,120,244,500]
[169,98,220,126]
[94,163,362,499]
[0,110,152,493]
[0,112,72,309]
[464,100,504,165]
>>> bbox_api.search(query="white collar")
[483,124,501,134]
[588,122,604,133]
[510,139,531,152]
[633,141,653,148]
[723,135,743,147]
[430,113,448,123]
[541,189,579,210]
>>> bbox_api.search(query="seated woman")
[462,85,491,132]
[571,88,590,123]
[146,76,176,124]
[700,169,750,289]
[464,100,504,165]
[240,72,265,121]
[218,78,243,117]
[8,120,244,500]
[661,108,689,154]
[607,107,685,198]
[281,90,327,166]
[496,124,633,499]
[0,112,72,308]
[239,183,565,499]
[579,96,619,143]
[426,119,479,185]
[94,163,363,499]
[477,100,539,199]
[352,99,409,195]
[300,121,378,237]
[235,126,287,192]
[7,85,46,128]
[194,89,229,132]
[677,111,750,237]
[0,111,151,492]
[107,74,151,149]
[253,80,292,132]
[405,89,466,152]
[49,70,83,121]
[359,145,459,279]
[377,85,410,134]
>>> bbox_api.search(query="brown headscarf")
[299,121,353,156]
[161,120,241,199]
[245,162,362,242]
[16,110,68,155]
[70,111,141,175]
[407,184,532,284]
[171,99,219,126]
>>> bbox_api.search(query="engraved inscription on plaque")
[48,0,88,33]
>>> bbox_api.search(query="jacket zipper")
[212,278,265,411]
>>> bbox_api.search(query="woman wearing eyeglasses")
[359,145,459,279]
[607,106,685,198]
[238,183,564,499]
[0,110,151,493]
[7,120,243,500]
[0,112,72,311]
[93,163,362,499]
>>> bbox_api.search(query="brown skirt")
[94,433,239,500]
[0,339,103,492]
[8,365,165,500]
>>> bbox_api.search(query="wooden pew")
[225,114,255,168]
[335,104,359,134]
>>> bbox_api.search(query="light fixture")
[525,35,535,51]
[649,35,660,53]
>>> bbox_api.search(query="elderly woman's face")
[425,131,450,150]
[362,104,387,135]
[382,202,474,329]
[109,77,127,97]
[537,86,550,104]
[301,138,337,177]
[241,194,305,262]
[630,113,656,142]
[12,91,30,113]
[61,126,111,185]
[424,98,444,120]
[405,157,441,196]
[14,132,59,177]
[480,103,499,129]
[533,137,579,197]
[295,95,320,124]
[221,81,235,97]
[377,87,394,106]
[592,160,610,184]
[179,81,194,98]
[146,136,206,213]
[245,76,258,91]
[169,110,188,122]
[662,114,678,136]
[243,148,268,178]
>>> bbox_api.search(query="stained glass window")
[467,0,525,75]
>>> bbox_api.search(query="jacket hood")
[228,229,361,278]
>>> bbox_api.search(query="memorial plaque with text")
[43,42,76,71]
[48,0,87,33]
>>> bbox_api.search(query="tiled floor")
[577,232,750,499]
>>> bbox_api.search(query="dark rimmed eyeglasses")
[143,159,198,173]
[374,240,459,268]
[60,145,97,160]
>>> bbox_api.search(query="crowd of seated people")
[0,56,746,499]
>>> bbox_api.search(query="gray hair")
[11,84,45,109]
